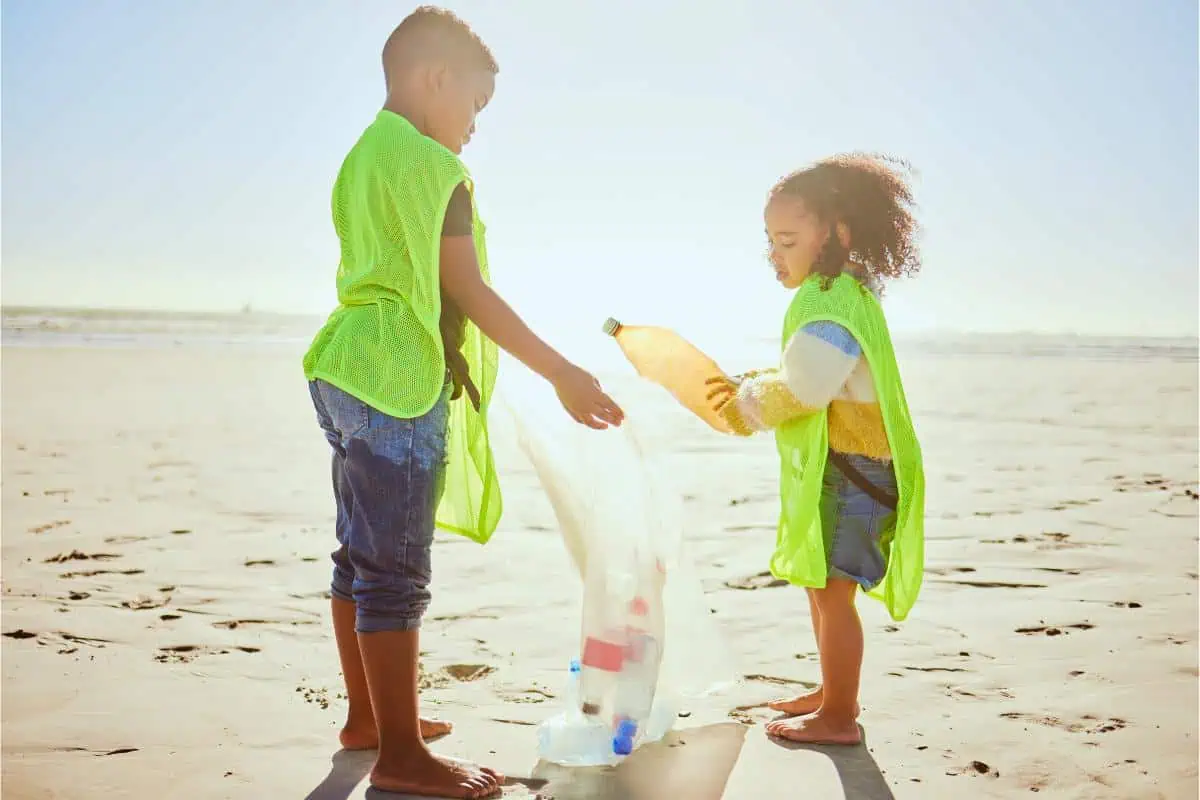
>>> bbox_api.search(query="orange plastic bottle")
[602,318,732,434]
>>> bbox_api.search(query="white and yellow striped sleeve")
[724,322,861,434]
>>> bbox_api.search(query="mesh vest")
[303,111,502,544]
[772,273,925,621]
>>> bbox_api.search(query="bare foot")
[371,751,503,798]
[767,688,823,716]
[340,717,454,750]
[767,689,860,718]
[766,711,861,745]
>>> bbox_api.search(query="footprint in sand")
[60,568,144,578]
[947,760,1000,779]
[45,551,120,564]
[4,630,112,651]
[724,571,788,590]
[286,590,332,601]
[727,703,777,725]
[28,520,71,534]
[744,673,818,689]
[934,571,1049,589]
[1111,473,1197,496]
[154,644,261,664]
[52,746,140,756]
[1001,712,1127,735]
[1046,499,1100,511]
[428,611,501,622]
[120,595,170,611]
[443,664,496,681]
[983,532,1104,551]
[211,618,318,630]
[415,663,498,690]
[947,685,1015,701]
[496,687,555,704]
[1015,623,1095,636]
[3,629,38,640]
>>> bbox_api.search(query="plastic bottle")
[537,659,619,767]
[565,658,582,712]
[578,564,631,719]
[610,596,663,755]
[602,318,732,434]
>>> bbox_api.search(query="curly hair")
[383,6,498,81]
[770,153,921,286]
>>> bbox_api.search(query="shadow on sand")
[770,725,894,800]
[512,722,749,800]
[305,749,375,800]
[302,722,888,799]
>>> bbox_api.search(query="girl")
[706,154,926,745]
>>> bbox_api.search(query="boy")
[303,7,624,797]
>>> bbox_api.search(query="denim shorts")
[308,380,450,633]
[820,452,897,591]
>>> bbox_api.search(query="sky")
[2,0,1197,342]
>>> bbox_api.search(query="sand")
[2,330,1197,799]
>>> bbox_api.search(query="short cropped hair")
[382,6,498,83]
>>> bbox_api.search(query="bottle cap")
[601,318,622,337]
[612,718,639,755]
[569,659,581,673]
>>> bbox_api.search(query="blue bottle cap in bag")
[569,659,581,673]
[612,719,639,756]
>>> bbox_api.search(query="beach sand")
[2,331,1197,799]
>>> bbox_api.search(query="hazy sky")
[3,0,1197,340]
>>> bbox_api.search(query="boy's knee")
[352,580,431,633]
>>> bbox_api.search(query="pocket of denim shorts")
[322,383,370,439]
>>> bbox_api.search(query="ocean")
[4,307,1194,367]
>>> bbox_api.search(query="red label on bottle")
[582,637,625,672]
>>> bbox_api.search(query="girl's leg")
[766,578,863,744]
[767,589,828,715]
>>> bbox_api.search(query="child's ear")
[423,63,450,94]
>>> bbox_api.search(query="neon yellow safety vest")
[303,111,501,544]
[771,273,925,620]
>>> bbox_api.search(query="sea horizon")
[2,304,1196,365]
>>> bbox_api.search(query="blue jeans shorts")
[308,380,450,633]
[820,452,897,591]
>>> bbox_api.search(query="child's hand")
[552,363,625,430]
[706,375,755,437]
[705,375,738,412]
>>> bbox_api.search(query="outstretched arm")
[708,321,862,436]
[440,219,624,429]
